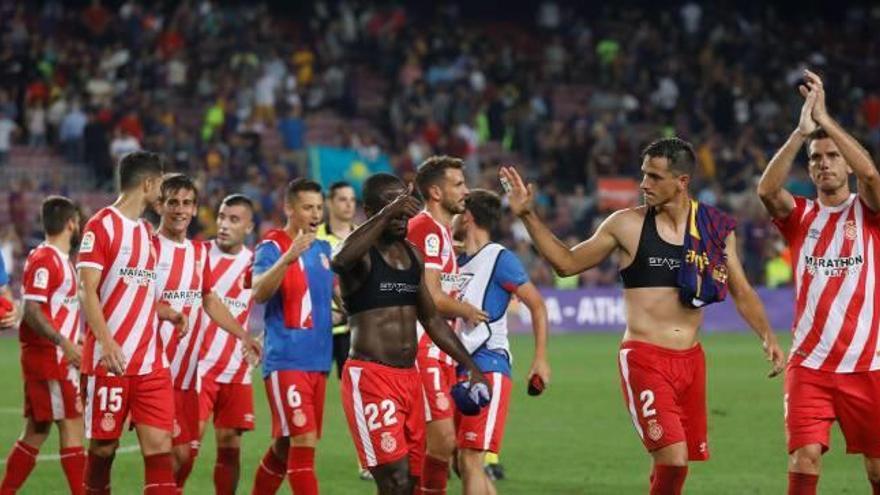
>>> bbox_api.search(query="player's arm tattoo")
[22,300,62,345]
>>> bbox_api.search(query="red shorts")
[24,377,82,422]
[617,340,709,461]
[785,366,880,456]
[173,388,200,447]
[82,368,174,440]
[199,381,255,431]
[456,372,511,454]
[417,349,457,422]
[264,370,326,439]
[341,359,425,473]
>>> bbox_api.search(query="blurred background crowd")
[2,0,879,289]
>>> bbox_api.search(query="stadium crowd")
[2,0,879,288]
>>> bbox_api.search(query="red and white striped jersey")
[153,234,210,390]
[77,207,165,376]
[407,210,460,365]
[774,194,880,373]
[20,243,80,381]
[198,241,253,385]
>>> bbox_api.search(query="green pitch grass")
[0,333,868,494]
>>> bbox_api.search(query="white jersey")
[199,241,254,385]
[153,235,208,390]
[773,194,880,373]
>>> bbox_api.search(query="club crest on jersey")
[435,392,450,411]
[380,432,397,453]
[844,220,858,241]
[33,267,49,289]
[647,419,663,441]
[425,234,441,257]
[101,413,116,432]
[80,232,95,253]
[293,409,307,428]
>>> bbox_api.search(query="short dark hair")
[286,178,323,203]
[641,137,696,177]
[415,155,464,199]
[329,181,354,199]
[465,189,502,233]
[363,173,404,215]
[806,128,831,150]
[160,173,199,202]
[221,193,255,211]
[118,151,164,191]
[41,196,80,236]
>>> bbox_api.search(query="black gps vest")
[619,208,683,288]
[343,244,422,315]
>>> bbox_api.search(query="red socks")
[174,445,198,490]
[650,464,688,495]
[214,447,241,495]
[0,441,39,493]
[420,455,448,495]
[60,446,86,495]
[787,472,819,495]
[288,446,318,495]
[144,453,176,495]
[251,447,287,495]
[85,452,115,495]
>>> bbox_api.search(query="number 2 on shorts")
[640,389,656,418]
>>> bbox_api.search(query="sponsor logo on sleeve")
[33,267,49,289]
[80,232,96,253]
[425,233,441,257]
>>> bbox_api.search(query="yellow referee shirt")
[317,223,352,335]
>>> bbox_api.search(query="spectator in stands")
[59,102,87,164]
[0,111,19,166]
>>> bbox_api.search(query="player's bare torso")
[606,206,702,350]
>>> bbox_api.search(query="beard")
[70,231,82,252]
[442,197,465,215]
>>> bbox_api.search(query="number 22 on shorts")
[363,399,397,431]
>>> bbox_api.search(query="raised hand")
[381,183,422,221]
[499,166,536,218]
[803,69,829,126]
[797,83,818,137]
[282,229,316,265]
